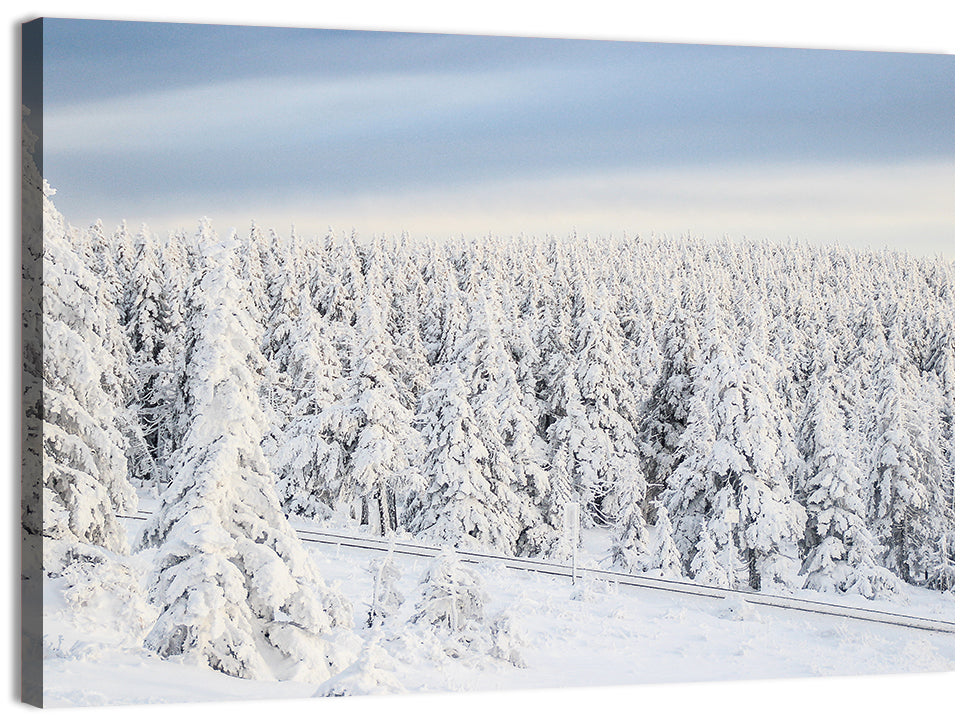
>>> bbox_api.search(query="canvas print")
[21,18,954,708]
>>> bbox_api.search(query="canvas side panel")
[21,16,44,709]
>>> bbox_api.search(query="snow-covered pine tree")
[235,227,271,330]
[110,220,137,315]
[609,474,650,572]
[418,268,449,367]
[384,234,433,403]
[147,228,190,468]
[85,219,123,308]
[436,271,470,365]
[568,280,648,567]
[797,331,891,596]
[316,228,363,328]
[269,287,345,520]
[32,157,155,676]
[41,182,137,561]
[410,547,488,634]
[639,298,699,510]
[505,299,543,425]
[367,543,404,628]
[663,293,804,590]
[840,523,899,599]
[536,268,575,430]
[647,499,683,579]
[260,265,311,460]
[900,369,954,588]
[689,520,728,588]
[260,234,311,432]
[864,327,929,582]
[453,287,552,555]
[123,226,170,485]
[328,285,424,533]
[140,226,355,682]
[410,365,523,554]
[543,365,589,537]
[734,303,804,589]
[660,327,728,569]
[614,260,663,426]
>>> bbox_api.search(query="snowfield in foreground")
[42,517,954,708]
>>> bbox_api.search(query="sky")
[36,18,955,257]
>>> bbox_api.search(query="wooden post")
[565,502,579,585]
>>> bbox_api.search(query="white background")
[3,2,960,719]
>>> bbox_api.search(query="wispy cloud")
[44,66,572,154]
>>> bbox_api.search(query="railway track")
[118,512,955,635]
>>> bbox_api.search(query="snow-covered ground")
[40,511,954,709]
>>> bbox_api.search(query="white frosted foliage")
[42,185,136,556]
[140,232,355,682]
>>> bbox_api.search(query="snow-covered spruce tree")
[434,271,470,365]
[110,220,137,314]
[612,251,663,409]
[410,364,524,555]
[534,258,583,552]
[543,366,588,521]
[316,228,363,328]
[839,523,899,599]
[410,548,488,635]
[248,221,279,301]
[609,474,650,573]
[768,307,807,428]
[85,219,124,309]
[708,486,743,588]
[903,293,954,590]
[734,304,804,588]
[864,327,929,582]
[533,237,575,430]
[662,293,804,590]
[660,338,725,569]
[797,331,892,596]
[384,236,433,404]
[235,227,272,330]
[891,367,953,588]
[139,227,356,683]
[418,268,448,367]
[647,499,683,579]
[324,286,424,534]
[123,225,171,485]
[41,182,137,562]
[504,296,543,425]
[452,287,552,555]
[269,287,346,521]
[905,371,955,590]
[28,109,142,625]
[367,543,404,628]
[690,520,728,587]
[36,180,157,648]
[568,280,648,568]
[144,228,191,468]
[260,236,311,442]
[639,298,700,510]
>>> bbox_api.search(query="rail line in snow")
[119,512,955,635]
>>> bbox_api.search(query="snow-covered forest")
[30,106,954,694]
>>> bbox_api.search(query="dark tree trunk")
[747,547,761,590]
